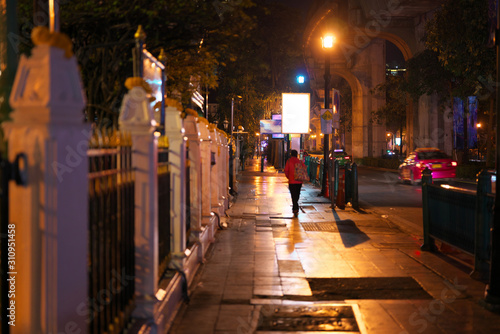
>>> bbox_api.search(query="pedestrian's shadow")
[332,209,370,248]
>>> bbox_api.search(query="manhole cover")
[307,277,433,300]
[257,304,360,332]
[301,222,338,232]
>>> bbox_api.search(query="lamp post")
[321,34,334,196]
[49,0,59,32]
[256,132,260,157]
[231,97,234,138]
[476,123,481,160]
[387,132,394,151]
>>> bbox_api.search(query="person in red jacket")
[284,149,302,217]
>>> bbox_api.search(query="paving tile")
[215,305,254,331]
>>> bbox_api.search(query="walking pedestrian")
[284,149,303,217]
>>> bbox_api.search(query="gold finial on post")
[158,48,166,63]
[134,25,146,41]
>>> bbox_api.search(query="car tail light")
[451,161,457,166]
[345,156,350,160]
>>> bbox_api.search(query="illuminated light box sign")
[272,133,285,139]
[260,119,282,134]
[282,93,310,134]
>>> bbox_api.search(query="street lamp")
[320,34,335,196]
[231,97,234,138]
[256,132,260,158]
[387,132,394,151]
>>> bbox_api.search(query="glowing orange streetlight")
[320,34,335,196]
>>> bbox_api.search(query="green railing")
[421,168,494,279]
[304,156,323,187]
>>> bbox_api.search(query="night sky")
[274,0,311,14]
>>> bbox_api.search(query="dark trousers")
[289,183,302,212]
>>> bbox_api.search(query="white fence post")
[118,81,158,318]
[199,118,212,219]
[210,126,222,216]
[4,31,88,333]
[164,103,187,266]
[183,111,202,239]
[218,131,229,210]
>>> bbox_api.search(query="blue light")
[297,75,305,84]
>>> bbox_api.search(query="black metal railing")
[158,136,171,281]
[88,130,135,334]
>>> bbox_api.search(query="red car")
[398,148,457,185]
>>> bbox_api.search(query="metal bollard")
[261,155,264,172]
[352,162,359,209]
[318,158,324,188]
[421,167,436,251]
[334,160,339,199]
[472,169,493,280]
[345,162,352,203]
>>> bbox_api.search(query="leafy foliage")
[17,0,256,126]
[15,0,303,134]
[338,79,352,133]
[214,0,305,137]
[403,49,452,101]
[371,75,406,133]
[425,0,495,98]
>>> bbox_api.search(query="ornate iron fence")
[158,135,171,281]
[88,130,135,334]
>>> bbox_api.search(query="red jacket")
[284,156,303,184]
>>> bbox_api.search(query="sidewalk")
[170,158,500,333]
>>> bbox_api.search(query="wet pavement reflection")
[170,158,500,334]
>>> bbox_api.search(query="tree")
[426,0,494,99]
[371,75,407,152]
[403,49,452,102]
[17,0,256,126]
[424,0,495,163]
[214,0,305,136]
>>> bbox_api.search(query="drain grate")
[307,277,433,300]
[372,242,419,249]
[257,304,360,332]
[301,222,338,232]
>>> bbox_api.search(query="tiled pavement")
[170,158,500,334]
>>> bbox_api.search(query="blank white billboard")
[282,93,310,134]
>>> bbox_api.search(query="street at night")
[2,0,500,333]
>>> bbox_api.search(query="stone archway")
[303,0,445,158]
